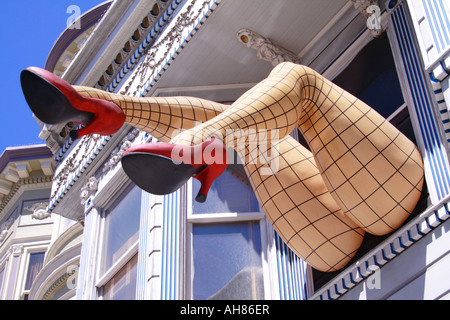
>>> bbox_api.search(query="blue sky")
[0,1,106,153]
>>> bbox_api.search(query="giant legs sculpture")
[21,62,424,272]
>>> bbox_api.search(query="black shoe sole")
[20,69,94,125]
[121,152,196,196]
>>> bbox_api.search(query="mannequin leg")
[168,62,424,236]
[75,84,364,271]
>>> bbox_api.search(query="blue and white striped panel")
[274,232,309,300]
[421,0,450,55]
[160,191,180,300]
[390,3,450,200]
[421,0,450,147]
[429,74,450,144]
[136,190,152,300]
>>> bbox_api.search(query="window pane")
[193,165,261,214]
[102,254,138,300]
[102,186,141,273]
[333,35,404,119]
[25,252,45,290]
[192,221,264,300]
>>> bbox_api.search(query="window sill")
[309,193,450,300]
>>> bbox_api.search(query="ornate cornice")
[122,0,223,97]
[0,176,53,219]
[96,0,183,92]
[47,134,110,216]
[38,1,181,162]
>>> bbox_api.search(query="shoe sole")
[121,152,196,195]
[20,69,93,125]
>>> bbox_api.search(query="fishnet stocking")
[167,62,424,236]
[73,86,226,142]
[240,135,364,271]
[74,62,423,270]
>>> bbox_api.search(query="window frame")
[20,246,47,300]
[95,183,141,299]
[183,167,275,300]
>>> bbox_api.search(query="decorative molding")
[29,244,81,300]
[388,1,450,200]
[0,216,14,242]
[47,134,111,215]
[9,244,24,256]
[40,0,219,171]
[15,162,31,179]
[0,176,53,219]
[236,28,301,67]
[37,1,177,162]
[429,73,450,146]
[44,222,83,265]
[4,168,20,183]
[100,0,184,93]
[122,0,223,97]
[24,202,51,220]
[42,267,78,300]
[102,128,141,173]
[406,0,450,147]
[45,1,112,74]
[37,120,77,157]
[80,177,98,207]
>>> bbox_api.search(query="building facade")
[15,0,450,300]
[0,144,59,300]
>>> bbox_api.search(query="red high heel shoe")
[121,138,229,203]
[20,67,125,139]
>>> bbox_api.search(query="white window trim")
[94,183,140,299]
[95,240,139,289]
[0,263,6,300]
[18,243,49,300]
[183,175,275,300]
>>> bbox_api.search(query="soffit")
[149,0,350,95]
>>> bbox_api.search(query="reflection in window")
[192,221,264,300]
[25,252,45,290]
[333,34,404,119]
[102,254,138,300]
[192,165,261,214]
[101,186,141,274]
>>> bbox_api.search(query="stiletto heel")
[121,138,228,202]
[194,165,218,203]
[20,67,125,139]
